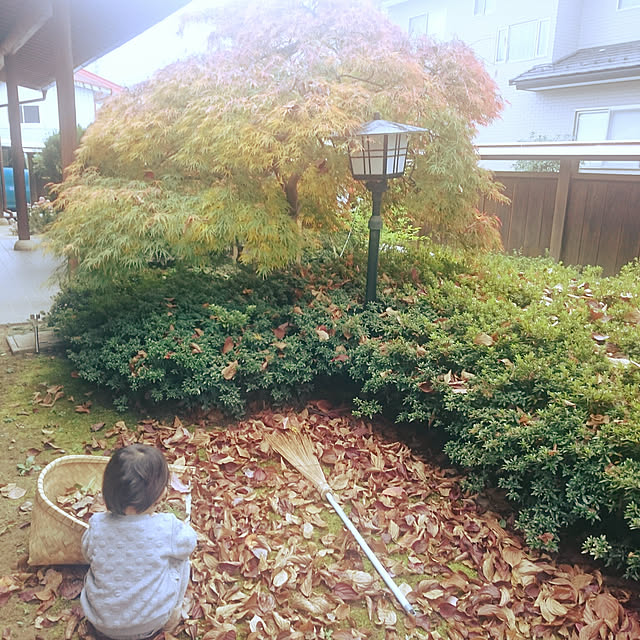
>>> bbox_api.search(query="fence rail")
[479,171,640,275]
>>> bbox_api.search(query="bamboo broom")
[266,431,416,617]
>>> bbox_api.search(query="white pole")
[324,491,416,616]
[185,490,192,523]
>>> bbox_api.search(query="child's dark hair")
[102,444,169,515]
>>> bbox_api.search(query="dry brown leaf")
[334,582,360,602]
[592,592,620,627]
[300,570,313,598]
[342,570,374,590]
[477,603,516,629]
[578,620,605,640]
[623,308,640,324]
[222,337,234,354]
[272,569,289,588]
[1,484,27,500]
[502,545,524,567]
[473,332,495,346]
[273,323,289,340]
[536,592,570,622]
[288,592,333,616]
[221,361,238,380]
[74,401,91,414]
[272,610,290,631]
[376,601,397,626]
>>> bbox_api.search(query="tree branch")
[336,73,386,89]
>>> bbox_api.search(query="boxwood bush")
[50,244,640,579]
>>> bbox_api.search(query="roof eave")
[510,66,640,90]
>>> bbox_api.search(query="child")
[80,444,197,640]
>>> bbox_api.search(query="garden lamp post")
[348,113,426,303]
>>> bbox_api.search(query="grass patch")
[448,561,478,580]
[2,353,142,455]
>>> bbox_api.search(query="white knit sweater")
[80,511,197,639]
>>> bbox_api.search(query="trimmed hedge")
[50,246,640,578]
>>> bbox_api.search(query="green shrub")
[50,246,640,578]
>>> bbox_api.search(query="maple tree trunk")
[285,175,303,264]
[284,174,300,221]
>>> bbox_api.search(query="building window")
[19,105,40,124]
[496,19,550,62]
[618,0,640,9]
[575,107,640,172]
[408,13,427,38]
[474,0,496,15]
[407,9,447,40]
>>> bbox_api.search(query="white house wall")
[552,0,582,60]
[385,0,561,143]
[383,0,640,146]
[0,82,98,151]
[509,80,640,140]
[579,0,640,48]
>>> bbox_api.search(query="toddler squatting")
[80,444,197,639]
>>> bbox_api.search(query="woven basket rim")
[37,454,194,527]
[36,454,111,531]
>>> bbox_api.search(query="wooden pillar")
[549,158,578,262]
[5,54,29,241]
[53,0,77,174]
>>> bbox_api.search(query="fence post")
[549,158,578,261]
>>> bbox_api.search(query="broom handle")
[325,491,416,616]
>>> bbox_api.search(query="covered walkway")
[0,224,59,324]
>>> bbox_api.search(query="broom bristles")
[266,432,331,498]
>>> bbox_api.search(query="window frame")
[408,13,428,39]
[495,18,550,63]
[574,105,640,173]
[617,0,640,10]
[474,0,496,16]
[19,104,40,124]
[574,105,640,139]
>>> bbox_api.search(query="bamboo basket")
[29,455,189,566]
[29,455,109,566]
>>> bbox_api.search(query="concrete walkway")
[0,223,62,325]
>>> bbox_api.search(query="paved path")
[0,224,61,325]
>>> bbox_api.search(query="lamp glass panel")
[385,133,408,176]
[349,134,385,177]
[365,134,385,176]
[349,140,366,177]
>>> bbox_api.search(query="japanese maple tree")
[49,0,504,280]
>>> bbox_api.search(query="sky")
[86,1,217,88]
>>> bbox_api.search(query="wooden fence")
[479,171,640,275]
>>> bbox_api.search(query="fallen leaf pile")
[56,481,106,522]
[4,403,640,639]
[0,567,85,636]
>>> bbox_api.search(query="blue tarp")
[3,168,31,211]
